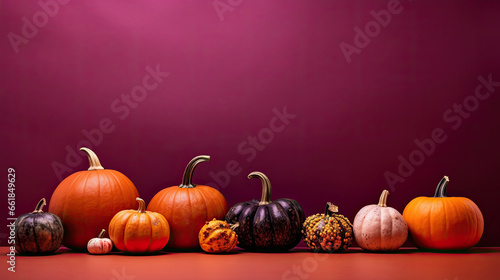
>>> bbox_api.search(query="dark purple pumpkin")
[225,172,304,251]
[15,198,64,254]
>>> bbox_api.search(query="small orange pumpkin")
[109,198,170,253]
[87,229,113,255]
[403,176,484,250]
[198,219,238,253]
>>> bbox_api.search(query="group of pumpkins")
[14,148,484,255]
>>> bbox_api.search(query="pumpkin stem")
[33,198,46,213]
[378,190,389,207]
[98,229,106,238]
[80,147,104,171]
[433,176,449,198]
[136,198,146,213]
[180,155,210,188]
[324,202,339,216]
[248,172,271,205]
[230,222,240,231]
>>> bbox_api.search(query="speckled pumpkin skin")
[302,210,353,252]
[15,211,64,254]
[353,204,408,251]
[198,219,238,253]
[226,198,304,251]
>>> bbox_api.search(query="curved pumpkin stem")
[433,176,449,198]
[230,222,240,231]
[98,229,106,238]
[33,198,46,213]
[80,147,104,171]
[324,202,338,216]
[180,155,210,188]
[248,172,271,205]
[378,190,389,207]
[136,198,146,213]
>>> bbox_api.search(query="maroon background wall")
[1,0,499,246]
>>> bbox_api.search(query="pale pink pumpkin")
[353,190,408,251]
[87,229,113,254]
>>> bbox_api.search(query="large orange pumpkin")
[109,198,170,253]
[402,176,484,250]
[147,155,228,250]
[48,147,139,250]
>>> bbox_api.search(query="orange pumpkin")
[403,176,484,250]
[147,155,228,250]
[109,198,170,253]
[48,148,139,250]
[198,219,238,253]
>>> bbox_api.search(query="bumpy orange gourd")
[403,176,484,250]
[109,198,170,253]
[198,219,238,253]
[147,156,228,250]
[302,203,353,252]
[49,148,139,250]
[87,229,112,255]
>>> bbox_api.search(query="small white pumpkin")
[87,229,113,254]
[353,190,408,251]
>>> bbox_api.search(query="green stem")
[180,155,210,188]
[433,176,449,197]
[248,172,271,205]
